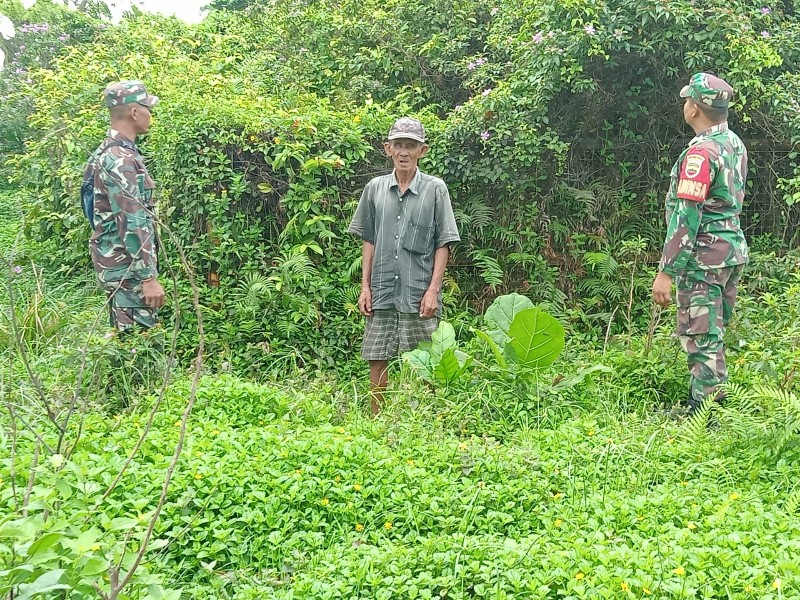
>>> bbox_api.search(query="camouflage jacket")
[88,129,158,283]
[659,122,749,276]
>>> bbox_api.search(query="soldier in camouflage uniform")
[89,80,165,331]
[652,73,748,415]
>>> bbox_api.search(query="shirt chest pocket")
[402,219,434,255]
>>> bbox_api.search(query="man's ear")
[383,141,392,156]
[418,144,429,158]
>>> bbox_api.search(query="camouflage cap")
[680,73,734,108]
[104,80,159,109]
[387,117,426,143]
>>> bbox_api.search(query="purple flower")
[584,24,596,35]
[13,266,22,274]
[548,31,556,38]
[533,32,544,44]
[480,131,491,141]
[476,57,487,66]
[761,30,771,37]
[131,348,137,355]
[761,6,771,14]
[482,88,492,96]
[490,7,499,15]
[467,61,476,70]
[19,44,26,50]
[58,34,69,41]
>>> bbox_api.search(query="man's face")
[132,102,153,134]
[683,98,698,126]
[384,138,428,173]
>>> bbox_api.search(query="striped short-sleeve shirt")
[348,169,460,316]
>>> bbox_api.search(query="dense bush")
[4,0,800,373]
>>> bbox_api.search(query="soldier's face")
[683,98,698,125]
[132,103,153,134]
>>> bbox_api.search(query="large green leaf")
[506,307,565,371]
[484,293,534,336]
[433,347,473,384]
[16,569,68,600]
[402,349,433,382]
[429,321,456,364]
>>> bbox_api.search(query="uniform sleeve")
[98,154,158,280]
[348,182,376,244]
[659,146,715,276]
[433,182,461,249]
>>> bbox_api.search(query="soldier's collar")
[107,128,138,148]
[690,122,729,145]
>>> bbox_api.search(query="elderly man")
[86,80,166,331]
[349,117,461,414]
[652,73,749,416]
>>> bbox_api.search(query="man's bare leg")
[369,360,389,415]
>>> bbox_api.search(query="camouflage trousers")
[99,279,158,332]
[676,264,745,407]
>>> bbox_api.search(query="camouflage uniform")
[659,73,748,410]
[89,81,160,331]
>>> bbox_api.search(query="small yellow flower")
[174,420,181,427]
[674,567,686,576]
[587,429,595,436]
[353,115,361,123]
[773,579,781,590]
[259,419,264,425]
[346,435,353,441]
[643,587,652,595]
[745,585,753,592]
[575,572,585,580]
[553,492,564,499]
[321,498,330,506]
[407,459,415,466]
[195,451,203,458]
[338,427,346,434]
[667,438,674,445]
[295,469,302,475]
[194,473,203,480]
[335,476,341,483]
[636,515,644,521]
[384,521,393,530]
[353,484,362,491]
[212,429,221,436]
[355,523,364,532]
[90,544,101,551]
[687,522,697,530]
[620,582,630,592]
[458,442,467,451]
[274,137,282,145]
[553,468,560,474]
[249,135,256,141]
[477,481,486,488]
[729,492,740,500]
[554,519,563,527]
[681,481,688,486]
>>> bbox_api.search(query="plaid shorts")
[362,308,438,361]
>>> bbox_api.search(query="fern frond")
[470,250,504,289]
[679,399,715,444]
[785,486,800,515]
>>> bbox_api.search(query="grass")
[1,213,799,598]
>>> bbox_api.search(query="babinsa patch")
[677,147,711,202]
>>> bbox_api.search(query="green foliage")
[404,294,566,396]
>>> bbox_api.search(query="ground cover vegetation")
[1,0,800,597]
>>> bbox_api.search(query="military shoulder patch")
[676,147,711,202]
